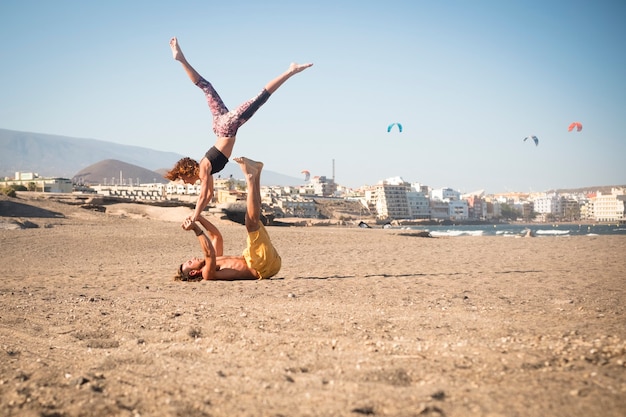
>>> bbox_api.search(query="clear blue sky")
[1,0,624,193]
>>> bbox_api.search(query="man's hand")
[182,218,195,231]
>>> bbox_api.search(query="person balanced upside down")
[165,37,312,223]
[176,157,281,281]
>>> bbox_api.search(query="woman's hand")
[181,218,195,231]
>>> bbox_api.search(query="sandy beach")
[1,193,625,417]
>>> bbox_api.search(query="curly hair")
[164,157,199,181]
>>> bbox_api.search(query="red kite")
[568,122,583,132]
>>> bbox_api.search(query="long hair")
[164,157,199,181]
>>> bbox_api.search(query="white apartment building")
[430,187,461,201]
[592,189,626,222]
[448,200,469,220]
[92,183,165,200]
[406,188,431,219]
[165,182,202,195]
[533,194,562,215]
[430,187,468,220]
[1,172,73,193]
[580,198,594,220]
[311,176,337,197]
[429,200,450,220]
[368,177,411,220]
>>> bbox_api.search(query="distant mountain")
[73,159,168,185]
[0,128,182,178]
[0,128,303,186]
[550,185,626,195]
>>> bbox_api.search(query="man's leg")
[233,157,263,233]
[235,156,282,279]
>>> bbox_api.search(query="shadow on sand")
[0,199,65,219]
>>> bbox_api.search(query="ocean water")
[395,223,626,237]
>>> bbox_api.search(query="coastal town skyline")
[4,153,625,197]
[0,129,626,195]
[4,126,624,196]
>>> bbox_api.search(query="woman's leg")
[213,62,314,139]
[170,37,201,85]
[170,37,229,121]
[264,62,313,94]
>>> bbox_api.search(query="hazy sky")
[1,0,624,193]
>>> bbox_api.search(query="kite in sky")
[524,135,539,146]
[568,121,583,132]
[301,170,310,182]
[387,122,402,133]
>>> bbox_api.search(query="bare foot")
[234,157,263,178]
[289,62,313,75]
[170,37,185,62]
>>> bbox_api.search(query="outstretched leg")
[213,62,314,140]
[170,37,202,85]
[234,157,263,233]
[170,37,229,120]
[264,62,313,94]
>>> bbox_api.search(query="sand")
[1,193,625,417]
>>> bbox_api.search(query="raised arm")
[182,218,216,280]
[191,161,214,222]
[196,215,224,257]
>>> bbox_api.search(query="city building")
[448,200,469,221]
[431,187,467,221]
[366,177,411,220]
[431,187,461,202]
[532,194,562,219]
[561,198,581,221]
[311,176,338,197]
[466,194,487,220]
[8,165,622,224]
[276,197,317,218]
[484,200,502,220]
[429,199,450,220]
[92,183,165,200]
[592,188,626,222]
[406,185,431,219]
[1,172,72,193]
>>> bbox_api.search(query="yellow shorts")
[242,224,281,279]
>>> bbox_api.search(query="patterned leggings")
[196,77,271,137]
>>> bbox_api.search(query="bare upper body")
[180,217,259,281]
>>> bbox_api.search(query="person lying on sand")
[176,157,281,281]
[165,37,312,224]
